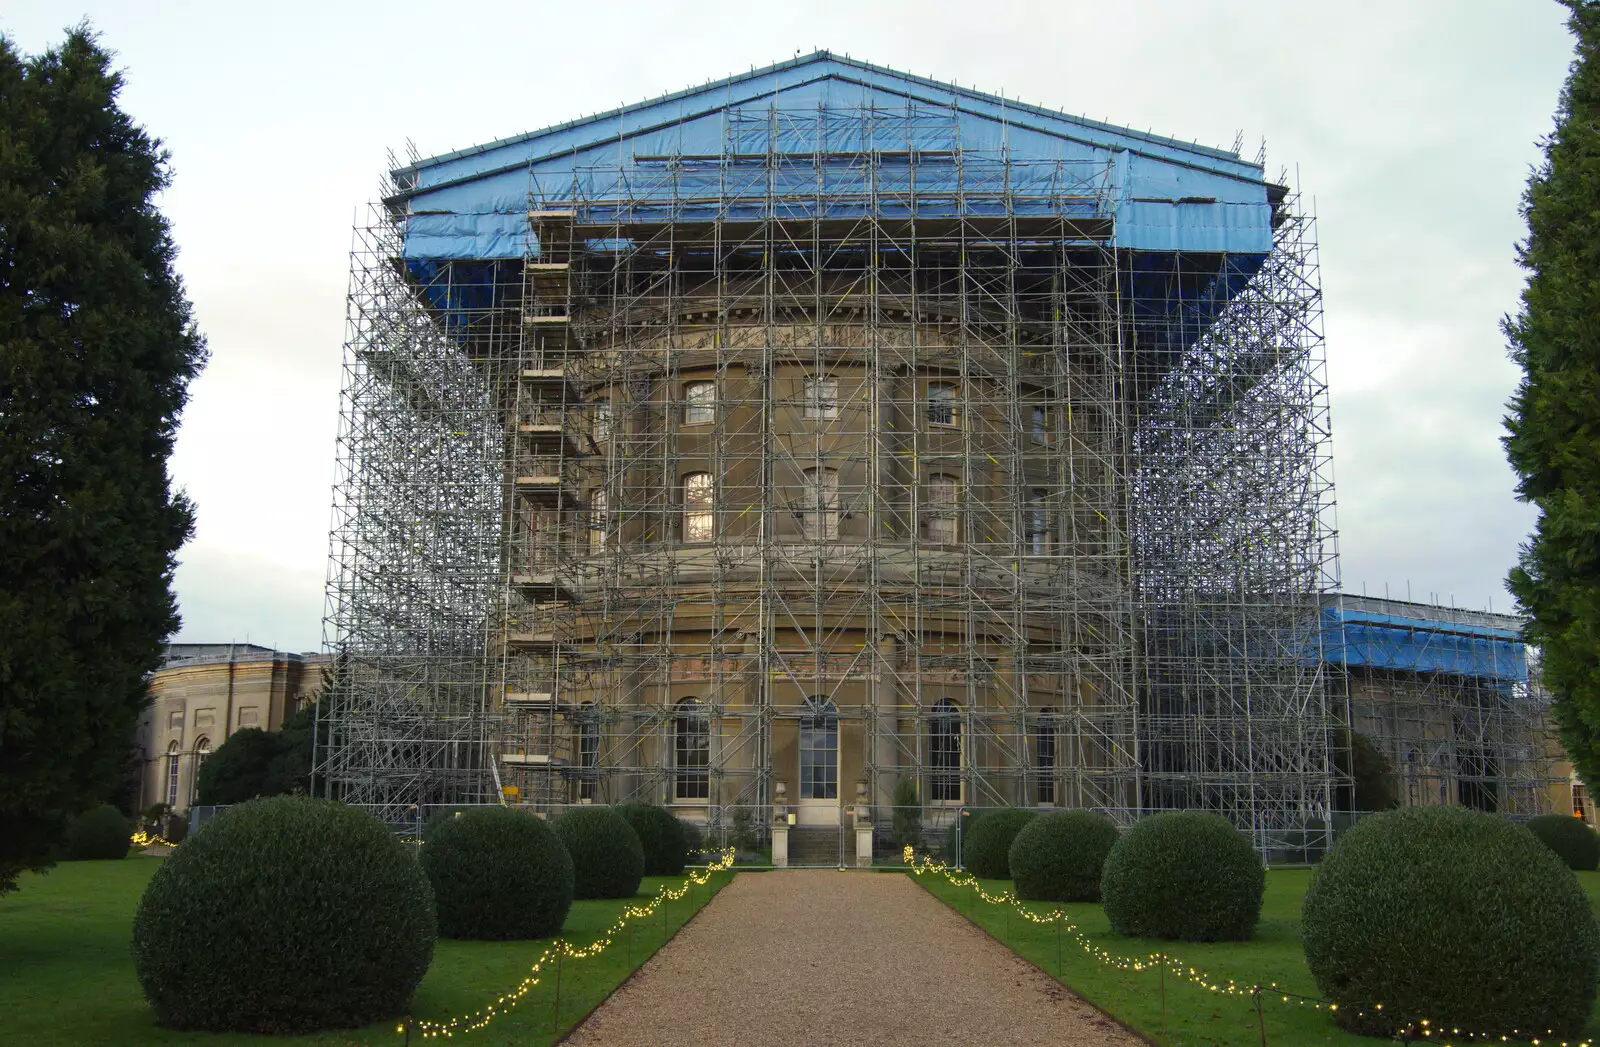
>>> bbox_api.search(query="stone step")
[786,827,847,866]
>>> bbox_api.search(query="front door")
[797,696,840,825]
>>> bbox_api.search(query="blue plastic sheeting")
[1321,608,1527,682]
[391,52,1275,261]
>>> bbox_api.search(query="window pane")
[799,697,839,799]
[589,488,608,551]
[927,383,956,426]
[802,467,840,539]
[683,473,714,542]
[1031,406,1048,443]
[593,401,613,443]
[675,701,709,800]
[930,700,961,802]
[684,382,715,424]
[804,378,838,419]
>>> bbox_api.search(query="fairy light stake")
[901,847,1591,1047]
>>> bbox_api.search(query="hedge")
[1008,810,1119,902]
[1100,811,1264,942]
[1302,806,1599,1039]
[617,803,688,876]
[421,806,573,939]
[131,796,435,1033]
[961,808,1035,879]
[1526,813,1600,871]
[554,805,645,899]
[64,804,131,860]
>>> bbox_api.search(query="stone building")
[135,644,330,812]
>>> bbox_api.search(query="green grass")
[0,856,731,1046]
[917,868,1600,1047]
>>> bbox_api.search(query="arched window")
[165,742,181,808]
[576,703,599,802]
[799,696,839,800]
[927,381,959,427]
[1027,489,1051,555]
[801,467,840,539]
[191,738,212,804]
[588,487,609,552]
[674,699,710,800]
[1031,710,1056,805]
[683,381,716,425]
[682,472,714,542]
[930,698,962,802]
[925,474,958,544]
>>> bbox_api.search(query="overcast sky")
[2,1,1575,651]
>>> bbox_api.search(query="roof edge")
[392,49,1255,182]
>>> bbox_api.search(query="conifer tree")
[1505,1,1600,790]
[0,28,205,891]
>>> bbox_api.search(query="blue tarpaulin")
[1322,607,1526,682]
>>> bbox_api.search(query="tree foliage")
[0,27,205,893]
[1505,2,1600,789]
[194,701,316,805]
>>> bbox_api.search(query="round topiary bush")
[131,795,435,1033]
[961,808,1036,879]
[1008,810,1120,901]
[617,803,688,876]
[1101,811,1264,942]
[421,806,573,939]
[65,804,132,860]
[1527,812,1600,871]
[554,805,645,899]
[1303,806,1600,1039]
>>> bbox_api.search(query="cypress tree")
[0,27,205,891]
[1504,2,1600,790]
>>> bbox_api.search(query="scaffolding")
[320,98,1338,853]
[1334,594,1556,817]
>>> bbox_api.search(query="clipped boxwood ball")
[1303,806,1599,1038]
[421,806,573,939]
[617,803,688,876]
[554,806,644,899]
[1526,813,1600,871]
[962,808,1036,879]
[132,796,435,1033]
[1101,811,1264,942]
[1008,810,1119,902]
[65,804,132,860]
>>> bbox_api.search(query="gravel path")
[565,870,1143,1047]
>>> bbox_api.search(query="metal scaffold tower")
[320,70,1338,855]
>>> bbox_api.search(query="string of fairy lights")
[130,828,179,848]
[903,846,1592,1047]
[402,848,736,1040]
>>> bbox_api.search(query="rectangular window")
[588,488,609,552]
[802,467,840,539]
[592,400,613,444]
[927,382,959,428]
[804,377,838,419]
[682,473,715,543]
[1033,715,1057,805]
[1028,489,1050,555]
[1031,405,1049,444]
[683,381,715,425]
[926,474,958,544]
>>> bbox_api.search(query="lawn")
[0,856,731,1047]
[916,866,1600,1047]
